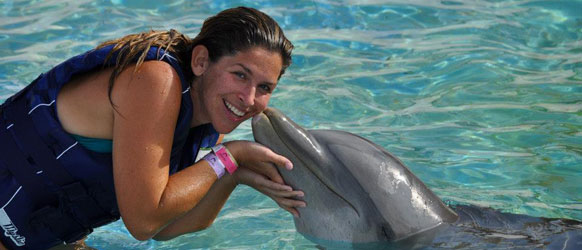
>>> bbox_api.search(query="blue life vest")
[0,45,219,249]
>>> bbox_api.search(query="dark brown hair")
[96,6,293,102]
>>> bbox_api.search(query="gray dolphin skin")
[251,108,582,249]
[252,107,458,243]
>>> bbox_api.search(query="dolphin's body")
[252,108,582,249]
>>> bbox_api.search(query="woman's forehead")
[220,48,283,78]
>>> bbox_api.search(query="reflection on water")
[1,0,581,249]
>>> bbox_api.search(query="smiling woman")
[190,46,283,133]
[0,7,305,249]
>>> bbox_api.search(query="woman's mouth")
[224,100,246,118]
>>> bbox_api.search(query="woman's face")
[191,46,283,133]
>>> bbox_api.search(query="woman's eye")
[259,84,272,93]
[234,72,246,79]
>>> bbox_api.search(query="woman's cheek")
[258,95,271,110]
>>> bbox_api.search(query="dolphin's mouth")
[253,108,360,216]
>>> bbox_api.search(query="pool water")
[1,0,581,249]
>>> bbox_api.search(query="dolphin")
[251,107,458,244]
[251,107,582,249]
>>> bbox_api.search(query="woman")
[0,7,305,249]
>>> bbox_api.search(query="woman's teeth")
[225,101,245,117]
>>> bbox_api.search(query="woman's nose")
[238,86,256,106]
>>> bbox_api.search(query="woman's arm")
[151,141,306,241]
[151,170,237,241]
[111,61,221,240]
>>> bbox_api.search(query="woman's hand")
[233,167,306,217]
[223,140,306,217]
[223,140,292,184]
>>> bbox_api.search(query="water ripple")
[1,0,581,248]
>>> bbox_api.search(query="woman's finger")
[243,142,292,170]
[260,188,304,199]
[273,196,307,208]
[236,167,291,192]
[253,162,285,184]
[255,182,307,207]
[224,141,293,184]
[261,148,293,170]
[253,173,293,191]
[256,186,306,208]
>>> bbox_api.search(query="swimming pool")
[1,0,581,249]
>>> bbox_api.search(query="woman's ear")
[191,45,209,77]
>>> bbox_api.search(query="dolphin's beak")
[253,107,360,216]
[261,108,323,155]
[254,108,325,167]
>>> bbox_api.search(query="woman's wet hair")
[192,7,293,76]
[96,6,293,103]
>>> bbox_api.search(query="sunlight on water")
[1,0,581,249]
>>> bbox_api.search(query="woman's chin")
[212,122,240,134]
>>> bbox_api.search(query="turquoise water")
[1,0,581,249]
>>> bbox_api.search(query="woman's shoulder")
[110,60,184,109]
[136,60,181,80]
[123,60,183,90]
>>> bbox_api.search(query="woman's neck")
[189,83,209,128]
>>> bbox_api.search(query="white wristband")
[203,152,225,178]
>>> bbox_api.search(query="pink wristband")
[203,152,225,178]
[212,144,238,174]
